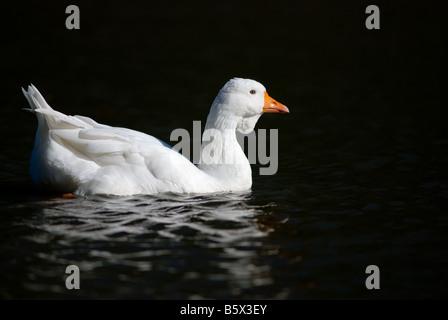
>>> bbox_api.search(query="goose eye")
[250,90,256,95]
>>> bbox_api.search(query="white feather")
[23,78,280,195]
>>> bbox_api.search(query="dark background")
[1,0,447,299]
[3,0,446,175]
[4,0,445,123]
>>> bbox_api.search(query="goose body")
[23,78,289,195]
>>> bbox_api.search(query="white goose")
[23,78,289,195]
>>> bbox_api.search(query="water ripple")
[28,192,265,243]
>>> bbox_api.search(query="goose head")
[207,78,289,134]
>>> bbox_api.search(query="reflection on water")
[1,164,447,299]
[2,1,447,300]
[1,192,285,299]
[33,193,265,242]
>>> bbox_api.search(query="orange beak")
[263,91,289,113]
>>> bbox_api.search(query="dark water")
[1,1,447,299]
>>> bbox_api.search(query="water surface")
[1,1,447,299]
